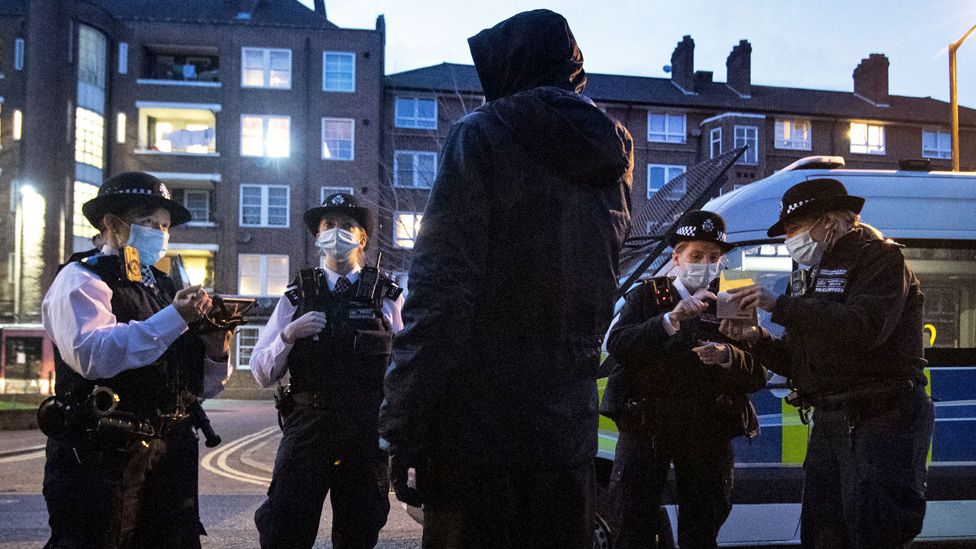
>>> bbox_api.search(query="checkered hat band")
[674,225,726,241]
[784,198,814,215]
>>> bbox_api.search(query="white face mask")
[679,262,722,291]
[785,229,823,267]
[126,224,169,266]
[316,227,361,260]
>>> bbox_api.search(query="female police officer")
[602,210,768,549]
[728,178,934,548]
[250,193,403,549]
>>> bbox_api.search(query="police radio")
[788,269,811,297]
[356,253,383,301]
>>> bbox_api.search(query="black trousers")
[609,429,734,549]
[421,458,594,549]
[254,408,391,549]
[42,422,203,549]
[800,386,934,549]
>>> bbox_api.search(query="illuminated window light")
[116,112,126,144]
[13,109,23,140]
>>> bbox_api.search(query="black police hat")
[302,193,371,236]
[666,210,736,254]
[767,178,865,237]
[82,172,191,228]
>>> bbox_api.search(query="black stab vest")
[53,254,205,418]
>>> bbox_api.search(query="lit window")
[647,112,686,143]
[183,190,211,224]
[241,115,290,158]
[235,326,262,369]
[647,164,686,200]
[394,97,437,129]
[710,127,722,159]
[241,47,291,89]
[74,108,104,169]
[13,110,22,140]
[734,125,758,165]
[72,181,100,245]
[321,118,354,160]
[774,119,811,150]
[116,112,126,144]
[394,151,437,188]
[240,184,289,228]
[850,122,885,155]
[394,212,423,248]
[138,107,216,154]
[922,129,951,160]
[158,251,215,289]
[238,254,289,296]
[323,51,355,92]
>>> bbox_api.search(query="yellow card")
[719,273,754,292]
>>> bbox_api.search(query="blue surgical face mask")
[126,224,169,266]
[679,262,722,291]
[784,217,826,267]
[316,227,361,260]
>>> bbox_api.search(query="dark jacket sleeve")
[606,283,672,368]
[771,242,910,353]
[720,345,769,394]
[379,117,493,456]
[751,332,792,379]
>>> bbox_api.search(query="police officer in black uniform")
[40,172,233,548]
[602,210,768,549]
[728,179,934,548]
[250,193,403,549]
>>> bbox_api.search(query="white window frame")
[15,38,24,71]
[240,47,292,89]
[394,211,423,249]
[774,118,812,150]
[235,326,263,369]
[183,189,211,224]
[321,118,355,161]
[709,127,722,159]
[734,125,759,165]
[237,254,289,297]
[849,122,886,155]
[320,186,355,202]
[394,97,438,129]
[240,114,290,158]
[922,129,951,160]
[647,112,686,143]
[239,184,290,228]
[646,164,686,200]
[393,150,438,188]
[322,51,355,92]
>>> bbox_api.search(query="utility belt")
[786,377,918,424]
[615,395,726,434]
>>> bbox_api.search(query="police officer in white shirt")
[40,172,232,549]
[251,193,403,549]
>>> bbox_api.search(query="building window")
[647,164,686,200]
[922,129,951,160]
[321,118,355,160]
[238,254,289,296]
[183,190,211,224]
[734,125,759,165]
[709,127,722,159]
[14,38,24,71]
[394,151,437,188]
[77,28,106,90]
[72,181,100,248]
[241,115,290,157]
[116,112,126,144]
[13,110,22,140]
[774,118,811,150]
[240,184,289,228]
[138,107,216,154]
[394,97,437,129]
[394,212,423,248]
[235,326,262,369]
[323,51,355,92]
[241,47,291,89]
[158,251,215,290]
[647,112,686,143]
[850,122,885,155]
[147,48,219,83]
[118,42,128,74]
[320,186,354,202]
[74,108,104,169]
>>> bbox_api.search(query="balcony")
[137,45,220,88]
[135,103,219,156]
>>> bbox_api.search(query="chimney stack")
[670,35,695,93]
[726,40,752,97]
[853,53,889,106]
[314,0,326,17]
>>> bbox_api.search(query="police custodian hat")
[666,210,736,253]
[81,172,192,228]
[767,178,865,237]
[302,193,371,236]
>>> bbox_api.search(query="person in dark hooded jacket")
[379,9,633,549]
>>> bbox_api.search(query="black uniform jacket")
[379,10,634,467]
[754,226,926,398]
[603,278,768,439]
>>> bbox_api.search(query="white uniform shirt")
[249,266,404,388]
[41,255,232,399]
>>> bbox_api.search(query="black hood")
[468,9,586,102]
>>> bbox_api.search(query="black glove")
[390,451,426,507]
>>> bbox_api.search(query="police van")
[594,156,976,547]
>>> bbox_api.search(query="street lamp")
[950,22,976,171]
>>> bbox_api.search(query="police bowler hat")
[666,210,736,254]
[82,172,192,228]
[303,193,371,236]
[767,178,865,237]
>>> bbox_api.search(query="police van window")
[723,244,793,337]
[903,246,976,349]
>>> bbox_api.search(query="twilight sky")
[305,0,976,109]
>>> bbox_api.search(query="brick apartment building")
[381,36,976,274]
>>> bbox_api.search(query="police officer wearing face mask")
[602,210,768,549]
[728,179,933,549]
[40,172,233,548]
[250,193,403,549]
